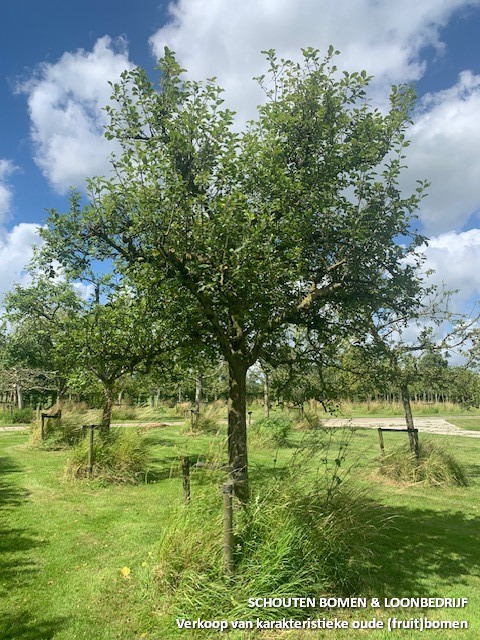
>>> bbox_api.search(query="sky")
[1,0,480,322]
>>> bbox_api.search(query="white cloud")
[150,0,479,121]
[422,229,480,305]
[150,1,480,234]
[402,71,480,235]
[0,223,44,305]
[0,159,17,224]
[18,36,134,193]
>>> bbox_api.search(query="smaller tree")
[4,274,184,430]
[349,288,478,454]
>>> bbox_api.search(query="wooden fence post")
[87,426,94,477]
[182,456,191,501]
[222,482,235,577]
[377,428,385,456]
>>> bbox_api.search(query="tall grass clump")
[250,414,293,447]
[182,405,223,435]
[64,429,151,483]
[0,407,34,424]
[29,408,83,449]
[111,406,137,422]
[379,440,468,487]
[297,406,331,430]
[155,444,380,636]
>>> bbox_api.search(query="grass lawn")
[1,418,480,639]
[446,418,480,432]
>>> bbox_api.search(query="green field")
[446,418,480,432]
[1,415,480,639]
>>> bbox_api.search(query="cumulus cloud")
[18,36,134,193]
[0,159,17,224]
[402,72,480,234]
[150,0,479,120]
[150,0,480,234]
[422,229,480,305]
[0,223,44,305]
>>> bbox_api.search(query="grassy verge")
[1,421,480,638]
[447,418,480,431]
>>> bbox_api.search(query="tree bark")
[401,383,419,458]
[194,374,202,423]
[101,383,115,432]
[227,360,249,502]
[263,368,270,418]
[15,383,24,410]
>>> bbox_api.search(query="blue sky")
[1,0,480,316]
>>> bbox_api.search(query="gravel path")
[323,417,480,438]
[2,417,480,438]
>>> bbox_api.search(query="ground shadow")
[0,611,67,640]
[464,462,480,479]
[365,502,480,596]
[242,462,480,598]
[0,453,67,638]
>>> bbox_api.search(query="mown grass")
[336,400,480,418]
[1,414,480,639]
[447,417,480,432]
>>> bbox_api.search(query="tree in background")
[41,48,428,499]
[4,275,184,430]
[2,278,82,408]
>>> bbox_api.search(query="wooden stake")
[182,456,191,501]
[378,428,385,456]
[222,482,235,577]
[87,426,94,477]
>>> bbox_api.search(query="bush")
[28,410,83,450]
[155,476,379,636]
[0,407,34,424]
[298,407,328,430]
[111,406,137,422]
[251,414,293,447]
[379,440,468,487]
[183,405,223,435]
[174,402,191,417]
[64,428,151,483]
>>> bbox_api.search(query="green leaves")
[40,47,427,371]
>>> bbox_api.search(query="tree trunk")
[101,383,115,432]
[15,383,24,410]
[263,368,270,418]
[194,375,202,422]
[57,377,67,405]
[227,360,249,502]
[401,383,419,458]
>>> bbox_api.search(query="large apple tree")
[41,47,427,499]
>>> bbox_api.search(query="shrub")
[0,407,34,424]
[174,402,191,417]
[251,414,293,447]
[29,410,83,450]
[111,406,137,422]
[379,440,468,487]
[64,428,151,483]
[298,407,329,430]
[183,405,223,435]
